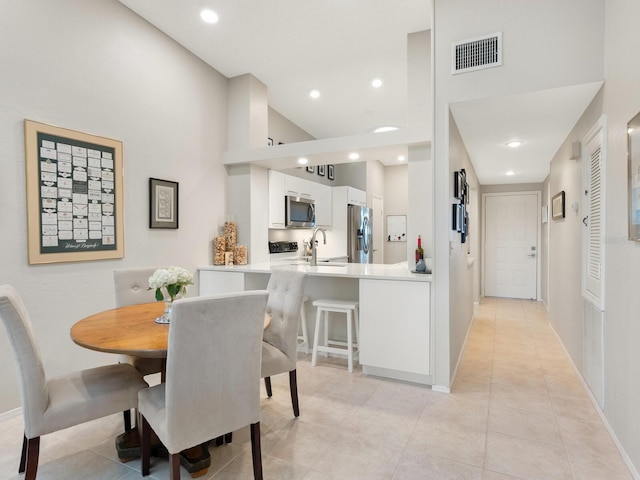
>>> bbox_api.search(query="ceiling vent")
[452,32,502,75]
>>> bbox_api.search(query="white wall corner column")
[227,73,268,150]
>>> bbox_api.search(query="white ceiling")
[450,82,603,185]
[117,1,602,181]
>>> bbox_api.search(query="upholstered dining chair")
[0,284,148,480]
[138,291,269,480]
[114,267,165,431]
[261,270,308,417]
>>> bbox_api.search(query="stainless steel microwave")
[285,195,315,228]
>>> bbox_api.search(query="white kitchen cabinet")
[347,187,366,207]
[312,182,332,227]
[359,279,431,383]
[268,170,285,228]
[284,175,313,198]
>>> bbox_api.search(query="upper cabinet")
[268,170,286,229]
[284,175,313,198]
[346,186,367,207]
[312,182,332,228]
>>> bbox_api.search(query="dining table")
[70,300,271,478]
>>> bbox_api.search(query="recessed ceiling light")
[505,140,523,148]
[629,127,635,134]
[309,89,320,99]
[373,126,398,133]
[298,158,308,165]
[348,152,360,160]
[397,155,406,162]
[506,170,515,176]
[200,9,219,23]
[371,78,383,88]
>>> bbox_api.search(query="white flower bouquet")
[148,266,193,302]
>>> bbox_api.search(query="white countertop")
[199,261,432,282]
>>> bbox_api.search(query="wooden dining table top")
[70,301,272,358]
[71,302,169,358]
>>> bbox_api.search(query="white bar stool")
[297,296,310,354]
[311,298,359,372]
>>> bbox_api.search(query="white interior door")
[371,195,384,264]
[484,193,538,299]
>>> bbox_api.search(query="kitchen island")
[199,262,434,386]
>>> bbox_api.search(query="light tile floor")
[0,298,634,479]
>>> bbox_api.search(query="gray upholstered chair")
[0,284,148,480]
[262,270,308,417]
[139,291,269,480]
[114,267,165,430]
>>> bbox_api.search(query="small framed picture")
[306,165,315,173]
[552,191,565,220]
[328,164,335,180]
[267,137,274,146]
[149,178,179,229]
[317,165,325,176]
[452,203,463,232]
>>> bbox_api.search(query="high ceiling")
[118,0,431,142]
[117,1,601,182]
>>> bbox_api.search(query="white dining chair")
[114,267,166,431]
[261,270,308,417]
[0,284,148,480]
[138,291,269,480]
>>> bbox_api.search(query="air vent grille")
[452,32,502,74]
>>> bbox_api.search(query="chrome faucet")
[310,227,327,266]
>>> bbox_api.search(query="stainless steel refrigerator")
[348,205,373,263]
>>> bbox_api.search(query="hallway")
[0,298,633,479]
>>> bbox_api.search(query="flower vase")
[155,294,182,324]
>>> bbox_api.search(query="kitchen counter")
[199,261,432,282]
[198,261,433,386]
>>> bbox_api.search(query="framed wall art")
[628,110,640,240]
[306,165,315,174]
[24,119,124,264]
[149,178,179,229]
[317,165,325,177]
[552,191,565,220]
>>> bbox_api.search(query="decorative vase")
[155,293,182,324]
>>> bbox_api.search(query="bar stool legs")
[297,297,310,354]
[311,299,359,373]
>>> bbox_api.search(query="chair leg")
[264,377,272,397]
[224,432,233,443]
[169,453,181,480]
[19,433,27,473]
[311,307,322,366]
[250,422,263,480]
[140,415,151,476]
[123,409,132,431]
[289,369,300,417]
[24,436,40,480]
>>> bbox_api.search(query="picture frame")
[386,215,407,242]
[454,169,466,199]
[267,137,274,146]
[306,165,315,173]
[628,110,640,240]
[452,203,463,232]
[317,165,326,177]
[552,191,565,220]
[149,178,179,229]
[24,119,124,264]
[328,164,335,181]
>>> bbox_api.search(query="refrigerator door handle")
[362,217,370,254]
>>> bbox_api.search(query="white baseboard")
[548,322,640,480]
[0,407,21,421]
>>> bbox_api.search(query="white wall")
[600,0,640,471]
[268,107,315,145]
[547,89,604,371]
[0,1,228,412]
[384,164,409,263]
[448,113,479,375]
